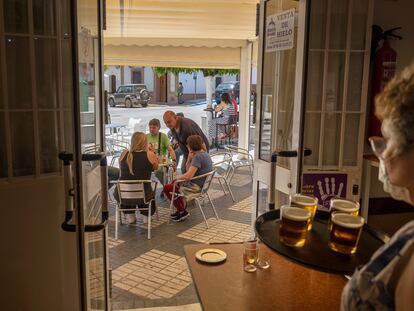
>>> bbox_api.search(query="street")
[108,102,208,135]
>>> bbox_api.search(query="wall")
[144,67,155,91]
[374,0,414,71]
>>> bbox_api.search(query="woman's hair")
[221,93,231,104]
[127,132,147,174]
[376,64,414,152]
[187,135,203,151]
[149,118,160,128]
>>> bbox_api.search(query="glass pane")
[60,0,72,37]
[77,0,107,308]
[62,39,73,109]
[275,46,296,168]
[63,110,74,153]
[0,113,7,178]
[325,52,345,112]
[322,113,341,166]
[329,0,349,50]
[306,51,324,111]
[0,47,3,109]
[5,36,32,109]
[35,38,58,108]
[304,113,321,166]
[309,0,327,50]
[39,112,59,173]
[11,112,35,176]
[33,0,56,35]
[351,0,368,50]
[343,114,360,166]
[4,0,28,33]
[347,52,364,111]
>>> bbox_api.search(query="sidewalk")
[104,167,253,310]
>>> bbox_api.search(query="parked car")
[214,81,239,104]
[108,84,150,108]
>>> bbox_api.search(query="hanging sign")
[265,9,295,52]
[301,173,348,211]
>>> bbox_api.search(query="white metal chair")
[224,145,254,184]
[210,152,235,202]
[168,170,217,228]
[115,180,158,240]
[106,138,129,166]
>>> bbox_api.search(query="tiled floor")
[104,167,253,310]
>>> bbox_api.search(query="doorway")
[156,73,167,102]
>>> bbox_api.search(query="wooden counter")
[184,243,347,311]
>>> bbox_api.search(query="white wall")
[374,0,414,71]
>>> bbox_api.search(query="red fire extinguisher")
[368,27,402,138]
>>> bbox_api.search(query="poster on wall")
[265,9,295,52]
[301,173,348,211]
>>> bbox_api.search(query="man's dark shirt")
[171,117,209,158]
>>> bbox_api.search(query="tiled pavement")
[106,167,254,310]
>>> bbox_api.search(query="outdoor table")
[184,243,347,311]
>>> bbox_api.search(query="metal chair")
[224,145,254,184]
[210,152,235,202]
[115,180,158,240]
[106,138,129,166]
[168,170,217,228]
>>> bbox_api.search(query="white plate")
[195,248,227,264]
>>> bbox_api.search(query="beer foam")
[331,199,359,212]
[291,194,318,206]
[282,207,311,221]
[331,213,364,228]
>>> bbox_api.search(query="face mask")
[378,160,413,205]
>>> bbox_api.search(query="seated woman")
[342,65,414,310]
[115,132,159,224]
[208,93,236,144]
[163,135,213,222]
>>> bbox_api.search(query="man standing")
[163,111,209,173]
[177,82,184,104]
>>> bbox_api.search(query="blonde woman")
[116,132,159,224]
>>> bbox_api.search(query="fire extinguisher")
[368,26,402,138]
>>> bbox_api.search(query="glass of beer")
[330,199,360,215]
[328,213,364,254]
[290,194,318,230]
[243,238,258,272]
[279,206,311,248]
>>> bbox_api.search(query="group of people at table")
[107,66,414,310]
[111,110,212,224]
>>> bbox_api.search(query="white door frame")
[253,0,310,216]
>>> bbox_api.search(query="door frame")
[253,0,311,216]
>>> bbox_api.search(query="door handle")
[59,152,109,233]
[268,148,312,210]
[59,152,76,232]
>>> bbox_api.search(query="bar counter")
[184,243,347,311]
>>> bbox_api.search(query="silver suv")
[108,84,150,108]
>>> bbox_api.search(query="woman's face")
[381,120,414,187]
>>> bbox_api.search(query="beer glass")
[279,206,311,247]
[290,194,318,230]
[328,213,364,254]
[243,238,258,272]
[330,199,359,215]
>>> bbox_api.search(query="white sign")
[265,9,295,52]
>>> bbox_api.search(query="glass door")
[60,0,109,309]
[254,0,309,215]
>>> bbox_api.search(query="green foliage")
[152,67,239,77]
